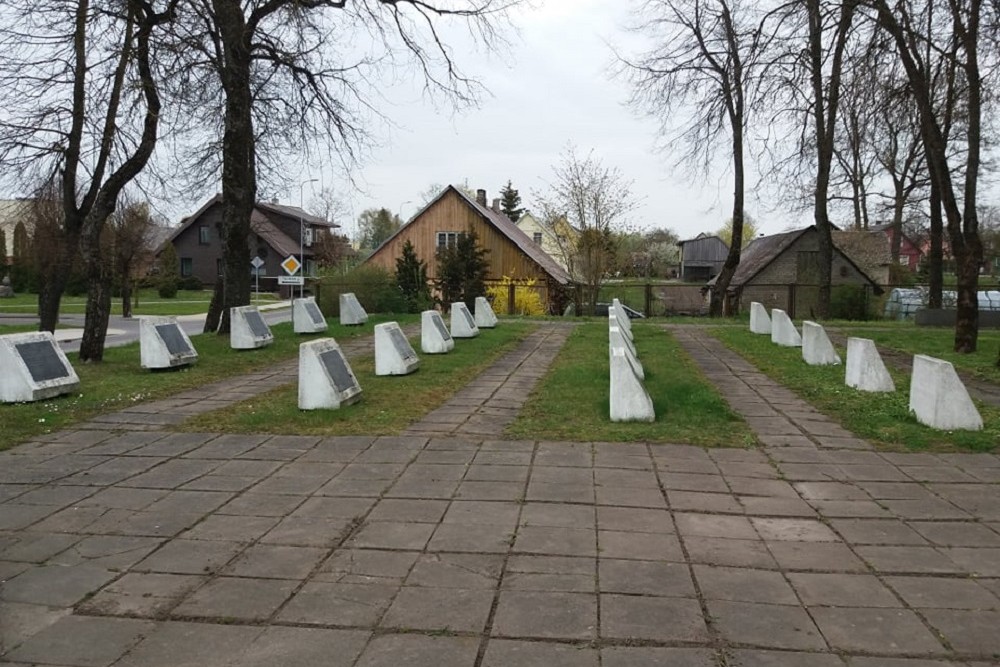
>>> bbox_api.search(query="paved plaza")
[1,323,999,666]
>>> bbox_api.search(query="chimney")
[492,198,501,213]
[476,189,487,207]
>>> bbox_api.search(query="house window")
[436,231,462,249]
[533,232,543,245]
[180,257,193,277]
[198,225,210,245]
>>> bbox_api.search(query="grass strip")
[180,321,536,436]
[711,326,1000,452]
[0,289,280,316]
[0,314,414,451]
[506,321,754,445]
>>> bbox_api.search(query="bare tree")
[108,200,158,318]
[621,0,765,316]
[536,146,638,311]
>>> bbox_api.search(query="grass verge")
[180,321,536,436]
[506,322,754,445]
[0,289,281,317]
[711,327,1000,452]
[0,314,413,451]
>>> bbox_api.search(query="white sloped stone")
[609,325,637,360]
[374,322,419,376]
[339,292,368,326]
[474,296,498,328]
[609,347,654,422]
[909,354,983,430]
[298,338,362,409]
[609,311,633,341]
[450,302,480,338]
[801,321,841,366]
[421,310,454,354]
[770,309,802,347]
[609,336,644,380]
[611,299,633,334]
[0,332,80,403]
[140,316,198,369]
[750,302,772,335]
[845,337,895,393]
[293,297,328,334]
[230,305,273,349]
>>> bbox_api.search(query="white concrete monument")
[801,321,841,366]
[845,337,895,393]
[339,292,368,326]
[374,322,420,376]
[293,297,328,334]
[750,302,772,335]
[0,332,80,403]
[609,311,633,342]
[611,299,633,334]
[770,309,802,347]
[450,302,480,338]
[421,310,454,354]
[609,325,637,359]
[609,334,644,379]
[609,347,654,422]
[230,305,273,350]
[909,355,983,430]
[474,296,498,328]
[140,316,198,369]
[298,338,362,410]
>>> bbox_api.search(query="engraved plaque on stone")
[389,327,416,360]
[305,300,325,325]
[245,310,271,338]
[462,305,476,328]
[320,349,357,392]
[15,341,69,382]
[432,314,452,340]
[155,324,192,356]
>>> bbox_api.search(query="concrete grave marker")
[609,347,654,422]
[450,302,480,338]
[0,332,80,402]
[770,309,802,347]
[845,337,895,393]
[298,338,362,409]
[750,302,772,335]
[909,354,983,430]
[375,322,419,376]
[140,316,198,369]
[293,297,328,334]
[421,310,454,354]
[474,296,498,328]
[609,332,644,379]
[230,305,274,349]
[609,324,637,360]
[611,299,633,334]
[339,292,368,326]
[801,321,841,366]
[609,311,634,342]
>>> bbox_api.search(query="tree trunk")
[204,274,224,333]
[889,179,905,264]
[121,272,133,319]
[711,120,745,317]
[78,227,113,362]
[37,225,79,333]
[928,181,944,308]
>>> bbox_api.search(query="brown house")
[160,195,338,293]
[725,226,883,317]
[365,185,573,309]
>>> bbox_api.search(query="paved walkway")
[1,322,999,666]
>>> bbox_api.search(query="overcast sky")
[285,0,793,242]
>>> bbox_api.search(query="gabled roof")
[678,232,727,246]
[831,230,892,278]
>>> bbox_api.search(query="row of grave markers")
[608,298,655,422]
[749,302,983,431]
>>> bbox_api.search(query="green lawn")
[506,321,754,445]
[0,289,282,317]
[711,326,1000,452]
[0,314,413,451]
[181,322,536,436]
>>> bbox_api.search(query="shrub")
[177,276,204,291]
[317,263,406,315]
[158,280,178,299]
[395,240,433,313]
[435,227,489,310]
[487,275,545,316]
[830,284,872,320]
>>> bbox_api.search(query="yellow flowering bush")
[487,274,546,316]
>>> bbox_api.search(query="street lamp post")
[299,178,318,300]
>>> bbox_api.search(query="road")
[0,303,292,353]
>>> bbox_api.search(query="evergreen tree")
[435,228,490,309]
[499,180,524,222]
[395,240,431,313]
[157,243,179,298]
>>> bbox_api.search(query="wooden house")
[869,223,923,271]
[677,233,729,282]
[159,195,339,295]
[364,186,572,309]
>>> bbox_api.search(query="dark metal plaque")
[15,341,69,383]
[320,349,357,392]
[305,300,325,325]
[432,314,452,341]
[460,305,476,328]
[388,327,416,360]
[244,310,271,338]
[155,324,192,356]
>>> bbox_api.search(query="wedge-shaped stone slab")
[750,302,772,335]
[474,296,498,328]
[230,305,273,349]
[909,354,983,430]
[339,292,368,326]
[140,316,198,369]
[0,332,80,403]
[845,337,895,393]
[770,309,802,347]
[610,346,654,422]
[612,298,633,334]
[375,322,419,376]
[299,338,362,409]
[610,325,637,360]
[609,312,633,342]
[293,297,328,334]
[450,302,480,338]
[801,321,841,366]
[609,336,644,380]
[421,310,454,354]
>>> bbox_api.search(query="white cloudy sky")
[284,0,795,241]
